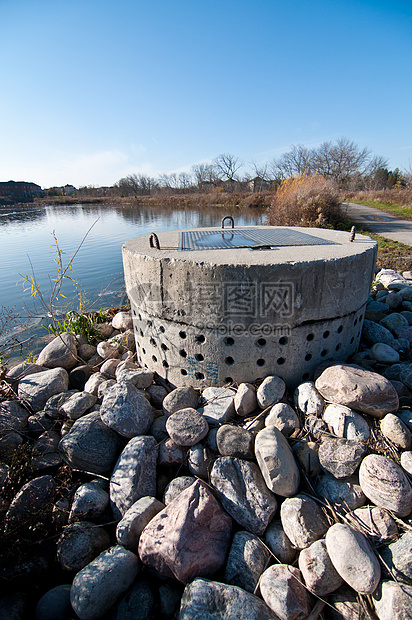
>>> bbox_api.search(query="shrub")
[269,173,343,227]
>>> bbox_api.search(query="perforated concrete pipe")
[122,225,377,389]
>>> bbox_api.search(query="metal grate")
[179,227,339,251]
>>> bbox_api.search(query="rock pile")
[0,268,412,619]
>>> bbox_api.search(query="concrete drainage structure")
[122,224,377,389]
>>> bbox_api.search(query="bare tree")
[312,138,371,188]
[213,153,243,181]
[191,163,218,188]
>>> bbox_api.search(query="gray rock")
[380,531,412,583]
[150,414,168,442]
[367,300,390,314]
[28,411,59,435]
[97,378,117,400]
[187,442,214,479]
[362,319,394,345]
[163,476,196,505]
[306,413,329,439]
[359,454,412,517]
[294,381,325,416]
[158,582,183,620]
[263,520,296,564]
[4,475,56,533]
[68,482,109,522]
[44,390,78,418]
[256,375,286,408]
[110,436,158,519]
[255,426,300,497]
[18,367,69,412]
[380,413,411,449]
[347,506,398,543]
[60,391,97,420]
[265,402,300,437]
[77,343,97,362]
[6,361,45,387]
[166,407,209,446]
[100,382,154,438]
[37,332,77,370]
[372,580,412,620]
[70,546,139,620]
[162,386,199,416]
[401,365,412,390]
[400,285,412,300]
[96,338,121,360]
[146,384,168,409]
[112,579,155,620]
[292,440,321,477]
[398,409,412,431]
[112,311,133,331]
[35,584,73,620]
[210,457,277,535]
[198,386,236,424]
[225,531,271,593]
[216,424,254,458]
[370,342,400,364]
[115,366,154,390]
[401,450,412,475]
[298,538,343,595]
[69,364,94,390]
[0,432,23,459]
[84,372,108,395]
[316,473,366,511]
[385,292,404,309]
[57,521,110,571]
[381,312,409,333]
[32,430,62,469]
[179,578,277,620]
[96,322,114,339]
[318,437,367,478]
[116,496,165,552]
[158,438,185,466]
[280,494,329,549]
[234,383,257,416]
[99,357,121,377]
[323,403,370,441]
[0,400,30,434]
[315,363,399,418]
[402,310,412,325]
[59,411,123,475]
[259,564,311,620]
[327,585,369,619]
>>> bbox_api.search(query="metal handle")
[149,233,160,249]
[221,216,234,229]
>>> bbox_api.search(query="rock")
[166,408,209,446]
[375,268,409,289]
[18,367,69,412]
[255,426,300,497]
[401,365,412,390]
[115,365,154,389]
[147,384,168,409]
[225,531,271,593]
[187,442,214,479]
[35,584,73,620]
[398,409,412,431]
[198,386,236,424]
[327,585,369,619]
[234,383,257,416]
[32,430,62,469]
[280,494,329,549]
[0,400,30,434]
[60,391,97,420]
[116,496,165,552]
[110,436,158,519]
[27,410,58,435]
[57,521,110,571]
[263,520,296,564]
[96,322,113,339]
[77,343,97,362]
[315,363,399,418]
[359,454,412,517]
[380,531,412,583]
[4,475,56,533]
[265,402,300,437]
[372,580,412,620]
[292,440,321,477]
[70,546,139,620]
[0,432,23,459]
[68,482,109,522]
[298,539,343,596]
[43,390,78,418]
[100,382,154,438]
[216,424,254,458]
[163,477,196,506]
[323,403,370,441]
[149,415,168,442]
[69,365,93,390]
[158,438,185,466]
[138,480,232,583]
[362,319,394,345]
[256,375,286,408]
[385,292,404,309]
[370,342,400,364]
[112,579,155,620]
[97,378,117,399]
[306,413,329,439]
[318,438,367,479]
[381,312,409,333]
[99,357,121,377]
[347,506,398,543]
[294,381,325,416]
[84,372,109,395]
[210,457,277,535]
[401,450,412,474]
[326,523,381,594]
[259,564,311,620]
[178,578,277,620]
[112,311,133,331]
[6,361,45,386]
[59,411,123,475]
[96,339,120,359]
[367,300,390,315]
[380,413,411,448]
[402,310,412,325]
[162,386,199,416]
[37,332,77,370]
[316,473,366,511]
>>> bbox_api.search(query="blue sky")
[1,0,411,188]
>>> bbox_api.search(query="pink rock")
[138,480,232,583]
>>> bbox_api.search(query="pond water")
[0,202,266,357]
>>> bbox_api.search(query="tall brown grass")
[269,174,343,227]
[343,188,412,207]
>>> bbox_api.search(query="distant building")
[0,180,44,202]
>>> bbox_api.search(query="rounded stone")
[380,413,411,449]
[280,494,329,550]
[359,454,412,517]
[162,386,199,416]
[373,580,412,620]
[316,473,366,511]
[325,523,381,594]
[347,506,398,543]
[224,530,271,594]
[263,520,296,564]
[380,312,409,333]
[259,565,311,620]
[401,450,412,475]
[57,521,110,571]
[255,426,300,497]
[166,408,209,446]
[215,424,254,458]
[18,367,70,412]
[370,342,400,364]
[100,382,154,438]
[163,476,196,505]
[257,375,286,408]
[318,437,367,479]
[35,584,73,620]
[298,539,343,596]
[265,402,300,437]
[322,403,370,441]
[234,383,258,417]
[37,332,78,370]
[293,381,325,416]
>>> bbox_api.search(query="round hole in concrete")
[335,343,341,351]
[195,372,204,380]
[305,353,312,361]
[161,343,169,351]
[225,356,234,365]
[277,357,285,365]
[181,369,187,376]
[257,338,266,347]
[321,349,328,357]
[256,358,265,366]
[323,330,330,339]
[225,377,233,384]
[147,320,153,327]
[302,372,310,381]
[279,336,288,345]
[140,330,144,337]
[159,325,165,333]
[196,335,206,343]
[132,309,137,316]
[138,313,142,320]
[152,355,157,362]
[224,337,234,346]
[354,318,358,326]
[195,353,204,361]
[150,338,157,347]
[350,336,354,344]
[162,360,169,368]
[179,349,187,358]
[337,325,344,333]
[142,348,146,354]
[179,330,187,339]
[307,333,314,341]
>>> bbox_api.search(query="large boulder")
[100,382,154,438]
[18,367,69,412]
[255,426,300,497]
[37,332,77,370]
